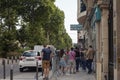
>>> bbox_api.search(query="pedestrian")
[74,47,80,72]
[65,48,70,75]
[48,47,52,70]
[59,49,67,75]
[86,45,94,74]
[68,47,76,74]
[81,48,87,71]
[41,45,53,80]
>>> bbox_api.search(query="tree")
[0,0,73,57]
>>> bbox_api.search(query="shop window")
[80,0,86,12]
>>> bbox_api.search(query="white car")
[19,50,42,72]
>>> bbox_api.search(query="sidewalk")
[0,70,53,80]
[51,68,96,80]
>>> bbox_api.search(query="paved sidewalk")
[1,70,53,80]
[54,68,96,80]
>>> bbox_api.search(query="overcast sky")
[55,0,78,43]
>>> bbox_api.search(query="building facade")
[77,0,120,80]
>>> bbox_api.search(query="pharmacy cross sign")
[70,24,83,31]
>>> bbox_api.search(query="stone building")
[77,0,120,80]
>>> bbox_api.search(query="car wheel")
[19,68,23,72]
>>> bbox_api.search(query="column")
[113,0,117,80]
[115,0,120,80]
[100,4,109,80]
[96,22,102,80]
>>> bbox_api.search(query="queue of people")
[41,44,95,80]
[57,45,95,76]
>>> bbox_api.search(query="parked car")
[19,50,42,72]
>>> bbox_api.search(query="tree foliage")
[0,0,72,57]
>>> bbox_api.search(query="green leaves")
[0,0,72,57]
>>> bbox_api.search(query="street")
[0,59,95,80]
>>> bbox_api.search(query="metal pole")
[7,57,9,64]
[2,59,6,79]
[11,56,13,64]
[10,65,13,80]
[36,60,38,80]
[15,56,17,63]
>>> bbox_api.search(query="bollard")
[15,56,17,63]
[10,65,13,80]
[2,59,6,79]
[36,60,38,80]
[11,56,13,64]
[7,57,9,64]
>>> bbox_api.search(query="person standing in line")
[41,45,52,80]
[68,47,76,74]
[65,48,70,74]
[80,48,87,71]
[59,49,67,75]
[74,47,80,72]
[86,45,94,74]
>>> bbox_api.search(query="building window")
[80,0,86,12]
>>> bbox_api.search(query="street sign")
[70,24,83,30]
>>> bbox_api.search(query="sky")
[55,0,78,43]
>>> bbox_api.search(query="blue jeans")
[81,59,86,70]
[75,57,80,71]
[86,59,93,73]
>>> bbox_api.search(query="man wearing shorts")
[42,45,52,80]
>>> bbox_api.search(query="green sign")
[95,5,101,22]
[70,24,83,30]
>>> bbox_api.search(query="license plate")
[26,59,34,61]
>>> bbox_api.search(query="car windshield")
[22,51,37,57]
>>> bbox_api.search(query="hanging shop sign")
[70,24,83,31]
[95,5,101,22]
[91,5,101,27]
